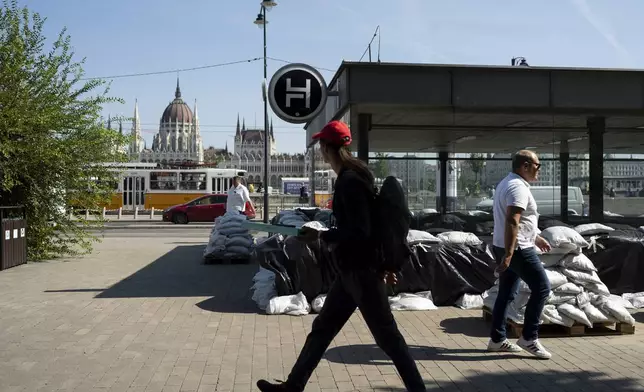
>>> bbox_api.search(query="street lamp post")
[254,1,277,223]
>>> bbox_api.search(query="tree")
[372,152,389,179]
[466,153,485,195]
[0,0,127,260]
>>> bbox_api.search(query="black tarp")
[400,243,497,306]
[254,234,497,307]
[253,235,293,296]
[584,230,644,295]
[281,236,335,302]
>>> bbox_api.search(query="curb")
[83,225,213,230]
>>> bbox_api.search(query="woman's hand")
[383,271,398,285]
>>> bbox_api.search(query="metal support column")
[560,140,569,222]
[309,147,316,207]
[588,117,605,223]
[357,113,371,163]
[438,151,448,215]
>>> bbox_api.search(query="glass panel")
[150,171,178,190]
[603,158,644,216]
[179,172,207,190]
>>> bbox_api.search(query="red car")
[162,194,255,224]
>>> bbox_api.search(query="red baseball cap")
[308,120,352,148]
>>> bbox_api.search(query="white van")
[476,186,585,216]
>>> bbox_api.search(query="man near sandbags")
[226,176,254,215]
[488,150,553,359]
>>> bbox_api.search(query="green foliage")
[372,152,389,179]
[0,0,128,260]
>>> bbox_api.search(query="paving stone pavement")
[2,236,644,391]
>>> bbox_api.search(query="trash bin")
[0,206,27,271]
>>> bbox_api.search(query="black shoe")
[256,379,293,392]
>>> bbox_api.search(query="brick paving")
[2,236,644,391]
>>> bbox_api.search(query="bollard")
[134,207,138,220]
[102,207,106,219]
[85,209,90,220]
[117,207,122,220]
[150,207,155,219]
[69,207,74,220]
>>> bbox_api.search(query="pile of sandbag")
[483,226,636,328]
[273,209,311,226]
[203,211,254,260]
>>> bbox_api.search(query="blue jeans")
[491,246,550,342]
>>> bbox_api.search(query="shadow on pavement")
[44,245,260,313]
[325,344,520,365]
[438,316,491,338]
[371,369,640,391]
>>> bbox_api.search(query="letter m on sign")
[285,78,311,110]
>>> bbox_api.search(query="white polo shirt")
[492,173,540,250]
[226,184,251,212]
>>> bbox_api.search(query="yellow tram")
[99,163,247,211]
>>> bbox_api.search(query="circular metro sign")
[268,63,328,124]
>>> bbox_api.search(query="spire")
[225,141,228,153]
[193,99,199,128]
[118,119,123,135]
[270,118,274,139]
[107,114,112,130]
[133,99,141,135]
[235,114,241,137]
[242,118,246,132]
[175,77,181,99]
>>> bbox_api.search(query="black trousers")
[285,269,426,392]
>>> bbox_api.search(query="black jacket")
[320,168,375,269]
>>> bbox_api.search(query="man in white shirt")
[487,150,553,359]
[226,176,253,214]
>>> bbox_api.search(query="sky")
[17,0,644,154]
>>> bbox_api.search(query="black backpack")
[372,176,413,272]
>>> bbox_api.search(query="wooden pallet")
[203,255,251,265]
[482,307,634,337]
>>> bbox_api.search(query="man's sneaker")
[487,339,523,353]
[517,337,552,359]
[257,379,295,392]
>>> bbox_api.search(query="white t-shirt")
[492,173,540,250]
[226,184,251,212]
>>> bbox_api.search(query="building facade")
[217,116,331,189]
[130,80,204,164]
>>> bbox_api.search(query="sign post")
[268,63,328,124]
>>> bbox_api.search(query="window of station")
[179,172,207,190]
[150,172,178,190]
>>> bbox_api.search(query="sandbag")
[389,293,437,311]
[561,268,603,285]
[541,226,590,249]
[581,303,611,323]
[437,231,483,246]
[553,282,583,295]
[266,292,310,316]
[454,294,484,310]
[559,253,597,272]
[575,223,614,236]
[541,304,574,327]
[558,303,593,327]
[250,267,277,311]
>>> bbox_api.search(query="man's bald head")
[512,150,538,172]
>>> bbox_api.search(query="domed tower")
[150,78,203,164]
